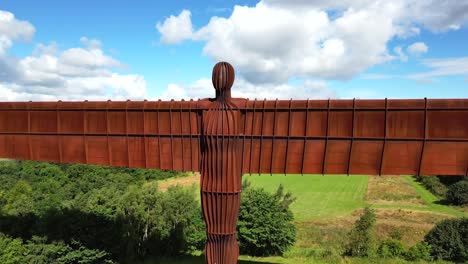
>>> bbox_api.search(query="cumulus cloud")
[0,10,146,101]
[157,0,468,90]
[407,42,428,55]
[156,10,194,44]
[160,77,336,100]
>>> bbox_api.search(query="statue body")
[201,62,241,264]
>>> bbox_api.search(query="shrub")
[415,176,447,197]
[446,180,468,205]
[389,229,402,240]
[343,207,377,257]
[378,239,406,258]
[0,234,114,264]
[237,182,296,256]
[0,234,26,264]
[405,241,432,261]
[424,218,468,262]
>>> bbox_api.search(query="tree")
[237,181,296,256]
[424,218,468,262]
[344,207,377,257]
[446,180,468,205]
[378,239,405,258]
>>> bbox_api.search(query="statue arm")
[0,100,205,172]
[238,98,468,176]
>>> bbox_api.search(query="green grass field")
[154,173,466,264]
[243,174,368,221]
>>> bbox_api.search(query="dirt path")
[158,173,200,192]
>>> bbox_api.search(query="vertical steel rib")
[57,101,63,163]
[347,98,356,176]
[379,98,388,176]
[27,101,32,160]
[143,100,148,169]
[248,99,257,175]
[169,99,174,170]
[106,100,112,166]
[83,100,89,164]
[180,100,185,171]
[240,99,248,175]
[284,98,292,175]
[157,99,162,169]
[301,99,310,176]
[258,99,266,174]
[270,99,278,176]
[197,99,201,171]
[322,98,330,176]
[126,100,130,167]
[418,98,428,176]
[189,99,193,171]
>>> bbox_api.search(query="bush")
[415,176,447,197]
[405,241,432,261]
[0,234,26,264]
[378,239,406,258]
[237,182,296,256]
[0,234,114,264]
[424,218,468,262]
[446,180,468,205]
[343,207,377,257]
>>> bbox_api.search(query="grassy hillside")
[156,173,466,263]
[244,174,368,221]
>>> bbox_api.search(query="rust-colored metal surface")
[0,62,467,263]
[0,94,466,176]
[201,62,241,263]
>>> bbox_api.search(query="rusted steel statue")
[202,62,242,263]
[0,62,467,263]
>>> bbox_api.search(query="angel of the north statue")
[0,62,467,264]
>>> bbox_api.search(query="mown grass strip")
[403,175,466,217]
[244,174,368,221]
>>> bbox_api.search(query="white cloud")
[394,46,408,62]
[340,88,380,99]
[449,24,461,30]
[160,77,336,100]
[0,10,147,101]
[156,10,194,44]
[263,0,468,32]
[407,42,428,55]
[157,0,468,89]
[408,57,468,79]
[158,2,398,84]
[0,10,35,55]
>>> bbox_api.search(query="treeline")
[0,160,296,263]
[415,175,468,205]
[0,160,203,263]
[344,207,468,262]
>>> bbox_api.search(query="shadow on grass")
[147,255,279,264]
[433,199,451,206]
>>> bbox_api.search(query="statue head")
[212,62,235,101]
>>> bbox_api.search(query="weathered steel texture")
[0,95,467,178]
[0,99,202,171]
[239,98,468,176]
[0,62,468,264]
[201,62,241,263]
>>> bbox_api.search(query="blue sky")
[0,0,467,101]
